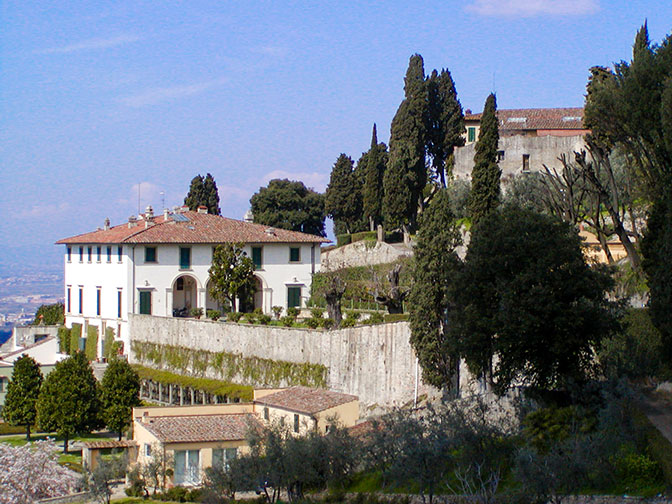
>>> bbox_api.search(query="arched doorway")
[205,279,230,313]
[172,275,198,317]
[253,276,263,312]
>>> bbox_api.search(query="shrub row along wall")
[129,315,431,408]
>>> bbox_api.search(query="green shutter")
[287,287,301,308]
[139,291,152,315]
[468,127,476,142]
[252,247,262,269]
[290,247,300,262]
[180,247,191,269]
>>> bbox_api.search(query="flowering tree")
[0,439,80,503]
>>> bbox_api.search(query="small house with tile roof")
[455,107,589,179]
[56,206,329,357]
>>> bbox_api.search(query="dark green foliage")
[184,173,221,215]
[58,326,70,354]
[336,234,352,247]
[641,189,672,361]
[208,243,256,313]
[409,189,462,387]
[325,154,362,234]
[598,308,664,379]
[84,454,128,504]
[502,172,548,214]
[31,302,64,325]
[2,355,43,440]
[250,179,326,236]
[100,357,141,440]
[207,309,221,321]
[70,323,82,355]
[103,327,118,361]
[37,351,102,452]
[451,205,616,394]
[445,179,471,220]
[85,325,98,361]
[351,231,377,243]
[384,54,428,231]
[361,124,389,230]
[426,69,465,187]
[227,312,243,323]
[468,93,501,225]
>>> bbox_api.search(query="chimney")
[142,411,150,423]
[265,227,276,236]
[145,205,154,219]
[197,205,208,214]
[164,208,169,221]
[243,209,254,222]
[465,109,472,115]
[104,217,110,231]
[128,215,137,228]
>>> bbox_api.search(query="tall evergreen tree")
[100,357,141,440]
[467,93,500,225]
[325,154,362,234]
[409,190,462,388]
[361,125,388,231]
[37,352,101,452]
[426,69,465,188]
[2,355,43,440]
[184,173,221,215]
[383,54,428,232]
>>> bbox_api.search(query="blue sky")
[1,1,670,269]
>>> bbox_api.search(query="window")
[67,247,72,262]
[78,287,83,314]
[79,247,84,263]
[117,290,122,318]
[117,246,123,262]
[289,247,300,262]
[139,291,152,315]
[67,287,71,313]
[522,154,530,172]
[0,378,4,393]
[293,414,300,433]
[179,247,191,270]
[174,449,200,485]
[287,287,301,309]
[87,246,92,262]
[145,246,157,263]
[96,246,101,262]
[96,288,101,316]
[468,127,476,142]
[264,407,269,421]
[497,150,505,162]
[176,277,184,291]
[106,246,112,263]
[252,246,262,270]
[145,444,151,457]
[212,448,237,471]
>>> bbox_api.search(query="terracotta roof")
[82,440,137,449]
[254,386,358,415]
[139,413,259,443]
[56,210,330,245]
[465,107,586,131]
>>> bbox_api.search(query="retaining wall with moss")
[128,315,431,408]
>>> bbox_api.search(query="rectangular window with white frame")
[289,247,301,263]
[78,287,83,314]
[67,247,72,262]
[96,246,101,262]
[96,287,101,316]
[106,246,112,263]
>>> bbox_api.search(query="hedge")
[69,323,82,355]
[85,325,98,361]
[57,326,70,354]
[384,313,409,323]
[337,234,352,247]
[103,327,121,361]
[632,403,672,487]
[351,231,377,243]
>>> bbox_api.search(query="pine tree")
[100,357,141,440]
[468,93,500,225]
[383,54,428,232]
[184,173,221,215]
[325,154,362,234]
[2,355,43,440]
[408,190,462,387]
[426,69,465,187]
[37,352,101,452]
[361,125,388,231]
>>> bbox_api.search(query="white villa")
[56,206,328,354]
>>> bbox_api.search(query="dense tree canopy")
[468,93,500,225]
[325,154,362,234]
[37,351,101,452]
[409,189,462,388]
[208,243,256,313]
[31,303,64,326]
[450,205,616,394]
[2,355,43,440]
[361,124,388,231]
[250,179,326,236]
[100,357,141,440]
[184,173,221,215]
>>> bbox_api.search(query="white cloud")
[465,0,599,17]
[16,202,70,219]
[34,34,140,55]
[118,78,228,108]
[261,170,329,192]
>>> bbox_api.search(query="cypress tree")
[408,189,462,387]
[361,125,388,231]
[184,173,221,214]
[325,154,362,234]
[2,355,43,440]
[468,93,500,225]
[383,54,428,232]
[426,69,465,187]
[203,173,221,215]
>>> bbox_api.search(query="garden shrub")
[384,313,409,323]
[70,323,82,355]
[612,447,662,489]
[287,307,300,319]
[253,307,263,316]
[258,314,271,325]
[281,315,295,327]
[103,327,120,361]
[190,307,203,319]
[85,325,98,361]
[227,312,243,323]
[366,312,385,324]
[306,318,321,329]
[337,234,352,247]
[341,318,356,328]
[310,307,324,319]
[57,326,70,354]
[351,231,377,243]
[207,309,221,321]
[346,310,362,320]
[321,318,335,330]
[243,313,257,324]
[272,306,283,319]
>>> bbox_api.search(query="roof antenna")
[160,191,165,211]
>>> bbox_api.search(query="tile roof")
[465,107,586,131]
[139,413,260,443]
[56,210,329,245]
[254,386,358,415]
[82,440,137,449]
